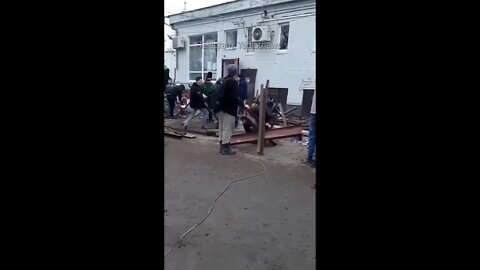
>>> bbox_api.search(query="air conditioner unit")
[172,37,185,49]
[252,26,271,42]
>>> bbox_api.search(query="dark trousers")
[308,113,316,162]
[206,97,213,121]
[167,96,176,116]
[237,100,246,116]
[235,100,246,127]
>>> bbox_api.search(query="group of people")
[165,68,316,177]
[164,65,248,155]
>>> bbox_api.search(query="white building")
[164,49,176,80]
[168,0,316,115]
[164,20,177,81]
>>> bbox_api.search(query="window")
[190,35,202,45]
[247,27,255,53]
[225,30,237,49]
[279,23,289,50]
[189,33,218,80]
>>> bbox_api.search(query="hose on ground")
[164,159,267,258]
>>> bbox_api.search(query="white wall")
[173,0,315,105]
[164,50,176,80]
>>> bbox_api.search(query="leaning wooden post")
[257,80,269,154]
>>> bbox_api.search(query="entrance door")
[240,68,257,105]
[222,58,239,78]
[301,89,315,119]
[267,87,288,111]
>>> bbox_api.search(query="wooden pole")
[257,80,269,154]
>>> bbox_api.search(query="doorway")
[301,89,315,119]
[240,68,257,105]
[267,87,288,112]
[222,58,239,78]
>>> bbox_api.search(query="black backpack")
[211,79,225,113]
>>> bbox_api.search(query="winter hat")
[206,72,213,81]
[227,64,238,76]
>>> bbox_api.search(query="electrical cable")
[164,158,267,258]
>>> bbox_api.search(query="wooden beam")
[284,107,298,115]
[257,80,269,154]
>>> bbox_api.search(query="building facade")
[164,49,176,81]
[168,0,315,107]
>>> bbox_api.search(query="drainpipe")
[174,28,178,83]
[260,12,315,23]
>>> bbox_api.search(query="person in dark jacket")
[203,72,215,122]
[208,78,223,128]
[182,76,209,129]
[164,68,171,89]
[210,78,223,111]
[165,84,184,118]
[237,74,248,116]
[214,64,248,155]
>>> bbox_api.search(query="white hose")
[164,159,267,258]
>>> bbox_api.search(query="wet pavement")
[164,133,316,270]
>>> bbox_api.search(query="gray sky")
[164,0,236,48]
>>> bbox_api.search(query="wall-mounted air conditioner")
[172,37,185,49]
[252,26,271,42]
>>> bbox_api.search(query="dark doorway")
[266,87,288,111]
[240,68,257,105]
[301,89,315,119]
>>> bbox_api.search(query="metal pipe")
[174,29,178,72]
[260,12,316,23]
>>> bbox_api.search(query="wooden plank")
[277,103,288,127]
[165,125,196,139]
[182,133,196,139]
[257,82,267,154]
[243,108,259,132]
[164,131,183,138]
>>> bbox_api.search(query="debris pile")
[164,80,311,152]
